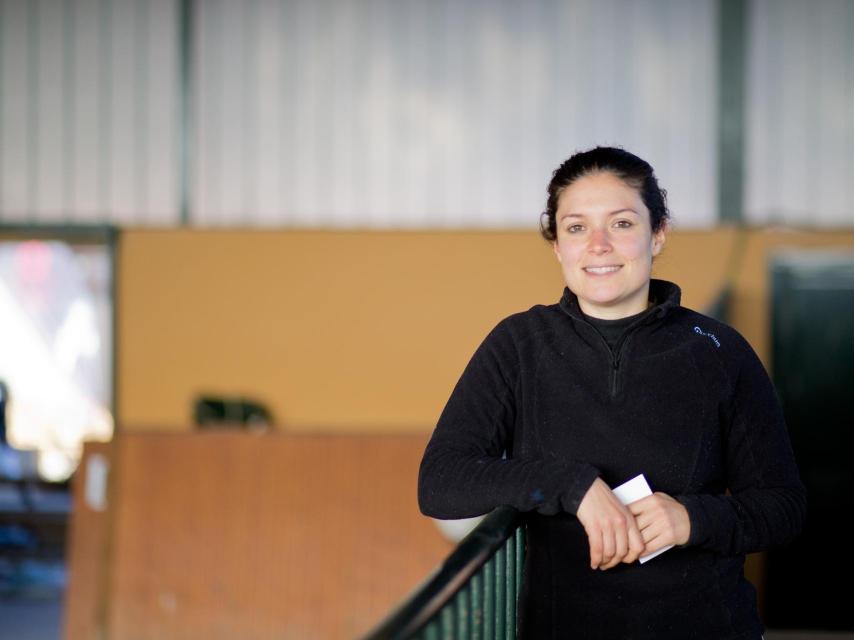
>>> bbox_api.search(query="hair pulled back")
[540,146,670,242]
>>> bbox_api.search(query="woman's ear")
[553,240,562,263]
[651,224,667,257]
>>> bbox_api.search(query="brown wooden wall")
[64,432,452,640]
[63,442,112,640]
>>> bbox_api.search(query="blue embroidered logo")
[694,326,721,347]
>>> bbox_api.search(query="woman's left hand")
[627,492,691,555]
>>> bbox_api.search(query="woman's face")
[552,171,666,319]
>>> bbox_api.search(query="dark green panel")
[717,0,747,223]
[63,0,75,210]
[0,0,3,214]
[27,0,39,216]
[98,0,112,214]
[771,253,854,503]
[178,0,194,225]
[135,0,150,218]
[766,250,854,630]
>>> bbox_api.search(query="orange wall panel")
[117,229,737,431]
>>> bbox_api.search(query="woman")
[418,147,805,639]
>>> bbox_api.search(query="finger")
[643,531,667,555]
[601,535,625,570]
[624,525,645,564]
[627,499,646,516]
[587,529,603,570]
[613,524,629,564]
[603,511,631,569]
[600,527,616,568]
[640,521,661,546]
[627,494,657,513]
[633,512,653,532]
[601,545,623,570]
[644,521,676,552]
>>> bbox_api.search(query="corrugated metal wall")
[0,0,179,223]
[0,0,850,228]
[745,0,854,226]
[191,0,718,228]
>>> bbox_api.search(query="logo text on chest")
[693,326,721,347]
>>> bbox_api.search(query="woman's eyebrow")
[558,208,639,220]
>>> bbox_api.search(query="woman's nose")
[587,228,612,253]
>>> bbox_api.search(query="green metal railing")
[363,507,525,640]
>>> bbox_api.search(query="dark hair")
[540,146,670,242]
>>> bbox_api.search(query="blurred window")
[0,239,113,481]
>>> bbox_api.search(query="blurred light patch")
[0,240,113,481]
[432,515,485,544]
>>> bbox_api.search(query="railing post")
[361,507,524,640]
[483,559,495,639]
[495,546,506,640]
[470,571,482,640]
[454,584,469,639]
[506,536,516,638]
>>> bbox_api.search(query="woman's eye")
[614,220,633,229]
[566,224,584,233]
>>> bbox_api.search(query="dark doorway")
[765,250,854,631]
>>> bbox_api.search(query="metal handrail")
[363,506,524,640]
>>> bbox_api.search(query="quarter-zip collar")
[558,278,682,324]
[558,279,682,398]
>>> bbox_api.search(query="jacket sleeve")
[418,321,599,520]
[677,332,806,555]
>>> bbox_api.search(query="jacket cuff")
[675,494,710,547]
[556,463,600,515]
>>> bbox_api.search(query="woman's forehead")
[558,173,646,212]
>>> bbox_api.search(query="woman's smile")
[583,264,623,275]
[552,171,666,319]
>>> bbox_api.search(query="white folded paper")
[612,473,674,564]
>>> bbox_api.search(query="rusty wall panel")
[63,441,113,640]
[103,432,449,640]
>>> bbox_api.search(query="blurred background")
[0,0,852,638]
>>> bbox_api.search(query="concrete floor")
[0,591,851,640]
[0,595,63,640]
[1,480,69,640]
[766,633,854,640]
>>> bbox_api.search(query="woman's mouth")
[583,265,622,275]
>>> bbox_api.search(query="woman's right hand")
[576,478,645,570]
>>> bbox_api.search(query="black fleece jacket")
[419,280,805,639]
